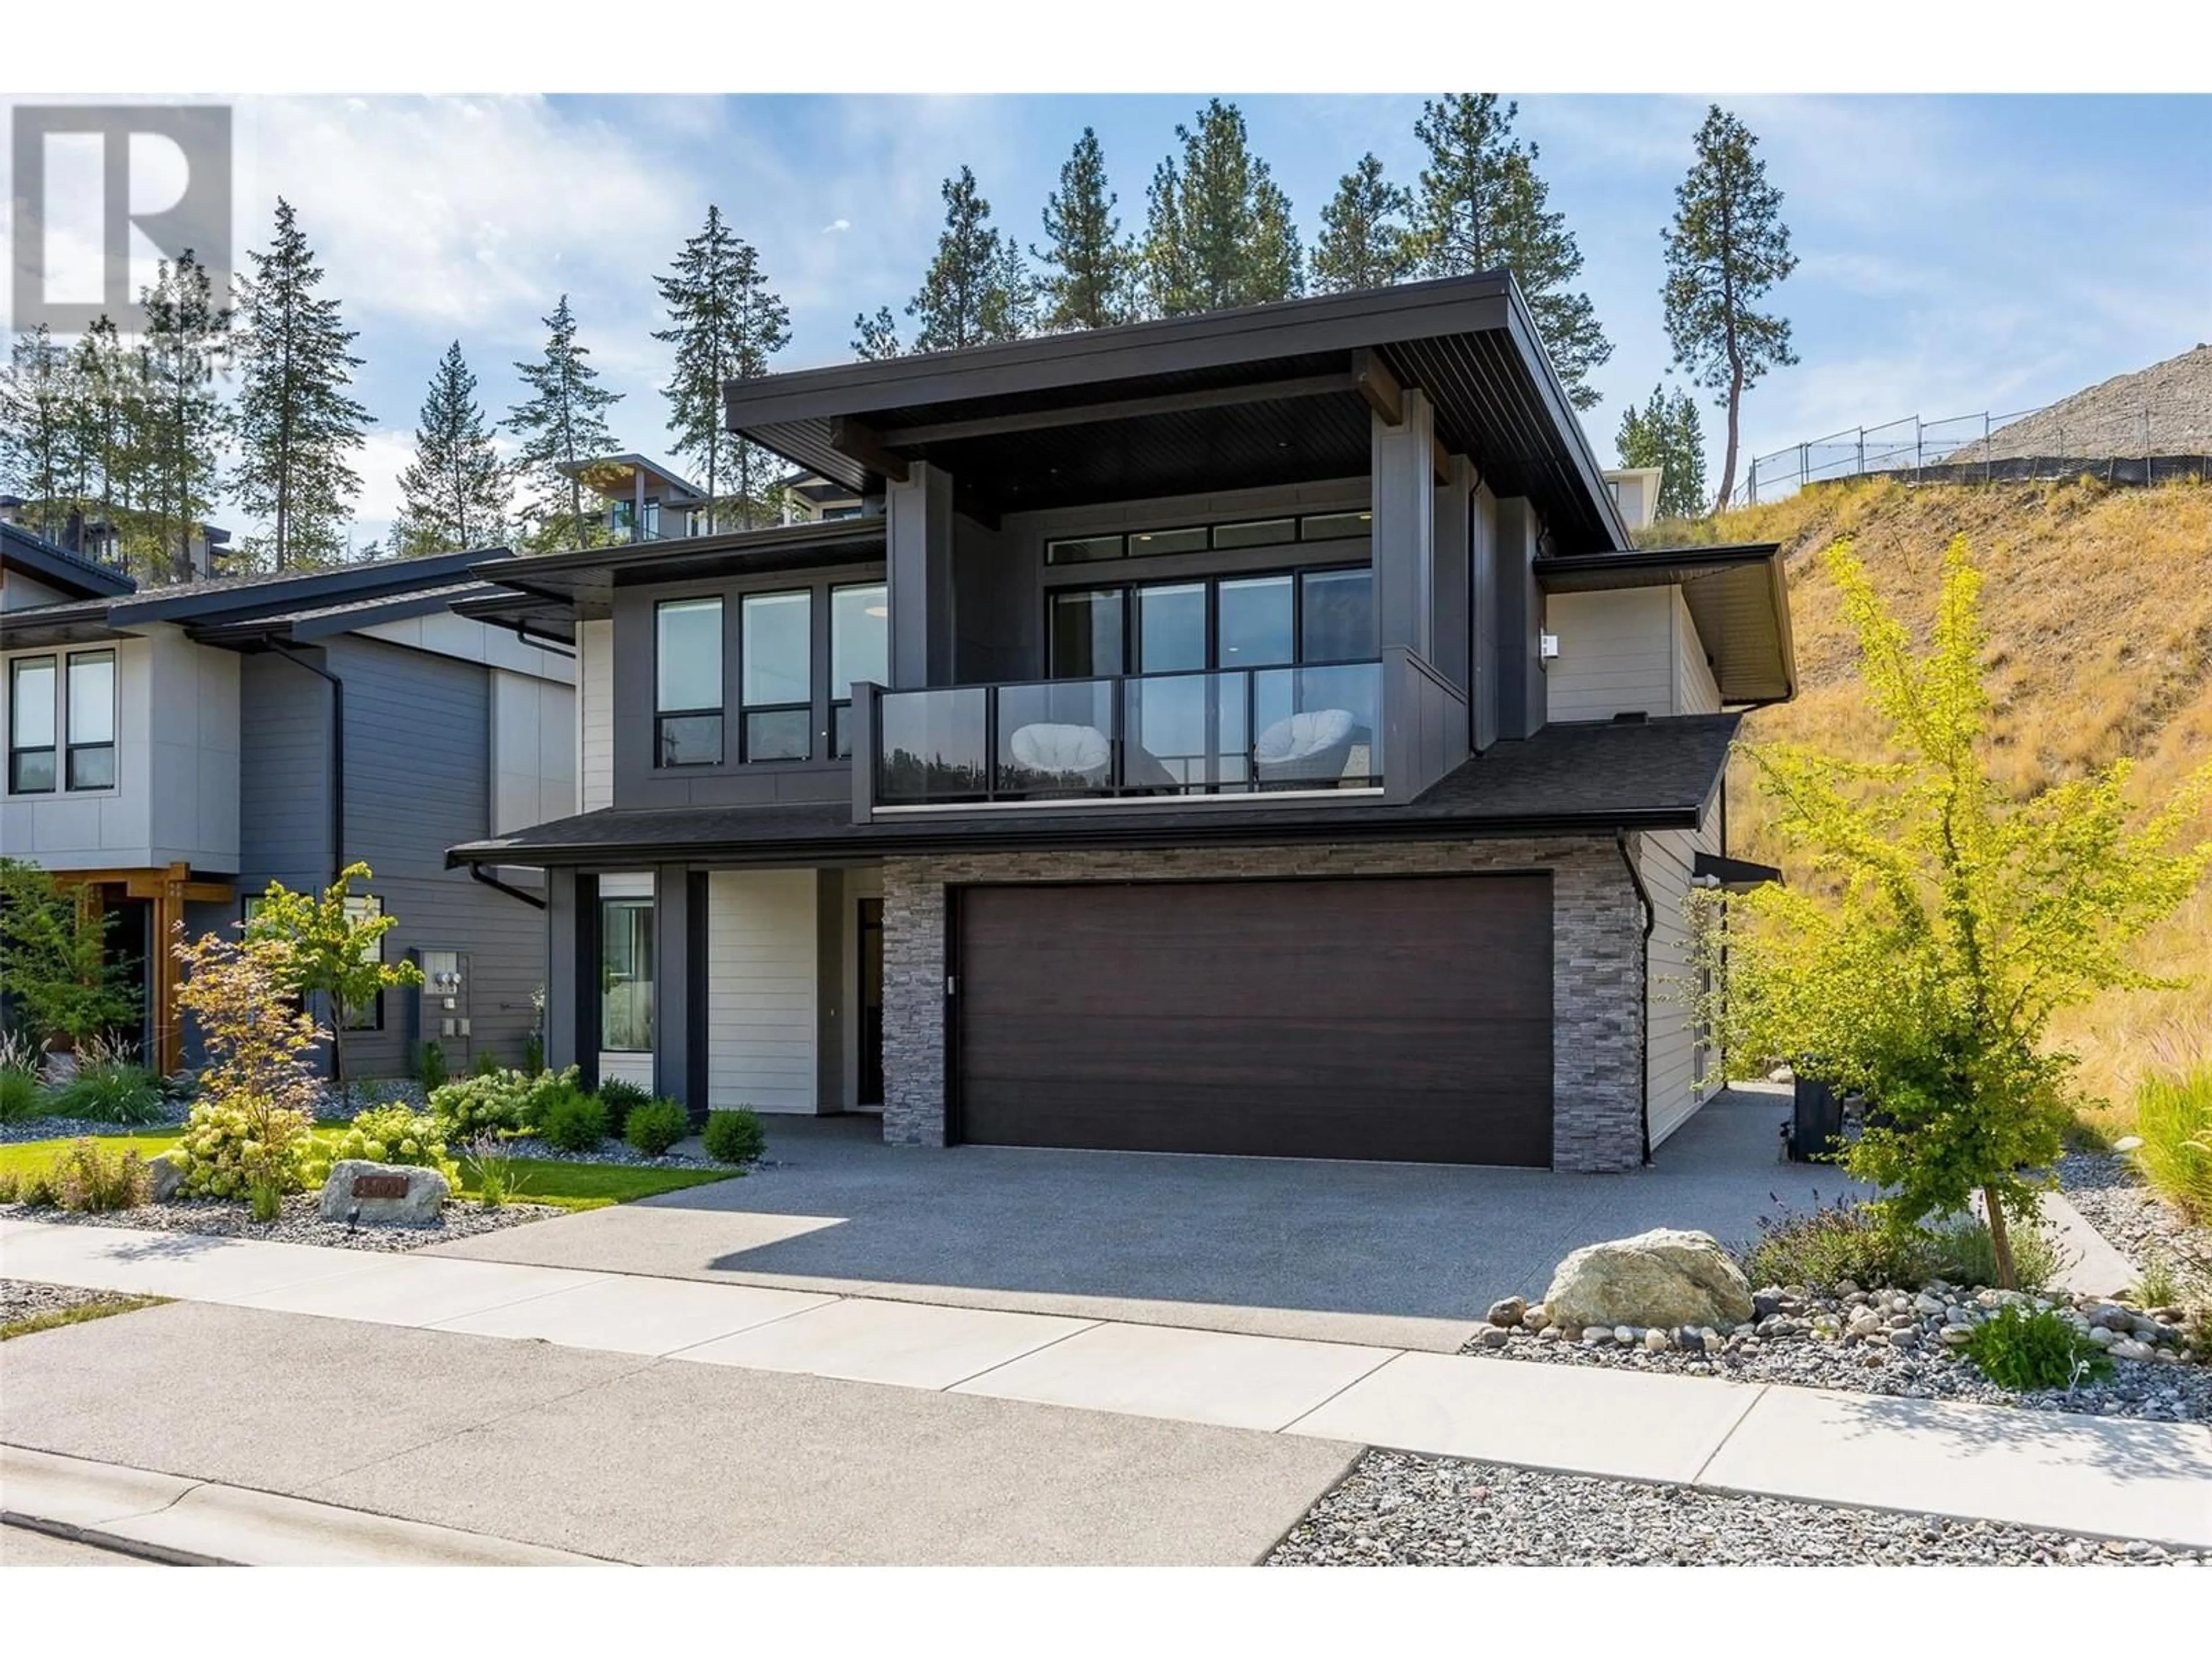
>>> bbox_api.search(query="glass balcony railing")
[870,661,1383,808]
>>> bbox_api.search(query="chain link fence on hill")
[1726,403,2211,508]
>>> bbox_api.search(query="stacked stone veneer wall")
[880,837,1645,1172]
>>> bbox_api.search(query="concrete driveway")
[430,1085,1862,1349]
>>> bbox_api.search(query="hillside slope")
[1949,343,2212,461]
[1673,475,2212,1118]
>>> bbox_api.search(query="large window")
[656,597,723,767]
[65,650,115,790]
[741,590,813,762]
[1049,589,1124,678]
[830,582,888,759]
[600,897,654,1054]
[1048,566,1372,679]
[7,656,56,794]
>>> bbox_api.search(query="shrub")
[49,1139,150,1213]
[624,1097,690,1157]
[171,931,325,1203]
[537,1088,609,1154]
[2133,1060,2212,1224]
[519,1066,585,1128]
[473,1050,504,1078]
[2133,1255,2183,1309]
[1929,1215,2066,1295]
[0,1064,41,1125]
[465,1134,531,1209]
[49,1046,166,1125]
[1962,1304,2112,1392]
[427,1065,584,1141]
[594,1077,650,1138]
[702,1107,766,1165]
[299,1104,457,1192]
[522,1033,546,1075]
[0,1167,58,1207]
[1740,1195,1940,1289]
[415,1040,448,1095]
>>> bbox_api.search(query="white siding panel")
[491,669,577,835]
[1673,589,1722,715]
[597,1052,655,1089]
[707,869,819,1113]
[577,619,613,813]
[1546,589,1675,723]
[1641,790,1722,1149]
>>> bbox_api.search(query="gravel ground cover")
[1,1279,138,1326]
[2061,1153,2211,1278]
[1267,1450,2210,1566]
[494,1135,738,1171]
[0,1103,191,1144]
[0,1194,566,1252]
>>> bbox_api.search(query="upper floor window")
[8,656,57,794]
[830,582,888,759]
[1048,566,1372,680]
[741,590,813,762]
[1043,510,1372,566]
[656,597,724,767]
[66,650,116,790]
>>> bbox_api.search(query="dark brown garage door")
[954,874,1553,1166]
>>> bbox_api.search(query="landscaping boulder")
[318,1159,448,1226]
[146,1152,187,1204]
[1542,1229,1756,1334]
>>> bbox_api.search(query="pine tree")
[1035,128,1135,330]
[851,306,902,361]
[655,205,791,532]
[69,318,146,560]
[231,199,370,570]
[1142,100,1303,316]
[137,251,234,584]
[507,294,623,552]
[0,324,76,543]
[394,342,511,556]
[1662,105,1798,513]
[906,168,1034,353]
[1312,154,1415,295]
[1615,382,1709,522]
[1411,94,1613,411]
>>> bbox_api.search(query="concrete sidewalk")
[6,1216,2209,1553]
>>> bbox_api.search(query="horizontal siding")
[1546,589,1674,722]
[578,619,613,813]
[1673,589,1722,715]
[706,869,817,1112]
[1641,790,1721,1149]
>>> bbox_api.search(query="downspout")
[1615,828,1656,1166]
[265,641,343,883]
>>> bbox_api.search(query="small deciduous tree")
[172,929,325,1215]
[0,859,138,1052]
[1692,539,2212,1287]
[240,862,424,1094]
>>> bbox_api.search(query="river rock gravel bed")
[2059,1153,2211,1278]
[0,1104,191,1144]
[1267,1450,2209,1566]
[0,1279,146,1327]
[0,1194,566,1252]
[493,1135,740,1171]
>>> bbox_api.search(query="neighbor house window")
[830,582,888,759]
[342,894,384,1031]
[7,656,57,794]
[600,897,654,1054]
[741,589,813,762]
[65,649,116,790]
[656,597,723,767]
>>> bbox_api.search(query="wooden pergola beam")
[1351,347,1403,426]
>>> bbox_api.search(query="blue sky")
[16,93,2212,546]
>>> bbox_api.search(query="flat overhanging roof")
[721,274,1633,553]
[465,518,886,620]
[1535,542,1797,706]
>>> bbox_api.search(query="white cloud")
[821,217,851,233]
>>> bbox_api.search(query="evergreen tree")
[231,199,370,570]
[1662,105,1798,513]
[1142,100,1303,316]
[69,318,146,560]
[1615,382,1710,522]
[1035,128,1135,330]
[1312,153,1415,295]
[394,342,510,556]
[1411,94,1612,411]
[507,294,623,552]
[851,306,902,361]
[655,204,791,532]
[137,251,234,584]
[907,168,1034,353]
[0,324,76,543]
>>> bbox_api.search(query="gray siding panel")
[237,650,333,892]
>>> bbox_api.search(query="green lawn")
[0,1132,741,1212]
[1,1296,169,1341]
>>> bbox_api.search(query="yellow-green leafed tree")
[1693,537,2212,1287]
[241,862,425,1092]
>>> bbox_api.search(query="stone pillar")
[1370,390,1437,664]
[885,461,956,689]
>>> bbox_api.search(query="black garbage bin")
[1789,1073,1844,1162]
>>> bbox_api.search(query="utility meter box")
[415,948,474,1071]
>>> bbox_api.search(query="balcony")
[851,650,1466,816]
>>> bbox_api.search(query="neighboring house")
[452,274,1795,1172]
[558,454,709,544]
[1,531,575,1077]
[778,471,868,525]
[1603,466,1664,533]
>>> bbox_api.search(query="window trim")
[654,594,725,768]
[598,894,655,1055]
[738,588,815,764]
[828,580,889,760]
[63,647,116,793]
[7,653,58,796]
[1046,562,1374,680]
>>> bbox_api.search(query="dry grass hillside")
[1658,475,2212,1126]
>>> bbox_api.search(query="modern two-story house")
[452,274,1794,1172]
[1,532,575,1077]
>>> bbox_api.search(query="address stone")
[319,1159,449,1225]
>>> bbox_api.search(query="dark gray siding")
[238,649,334,892]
